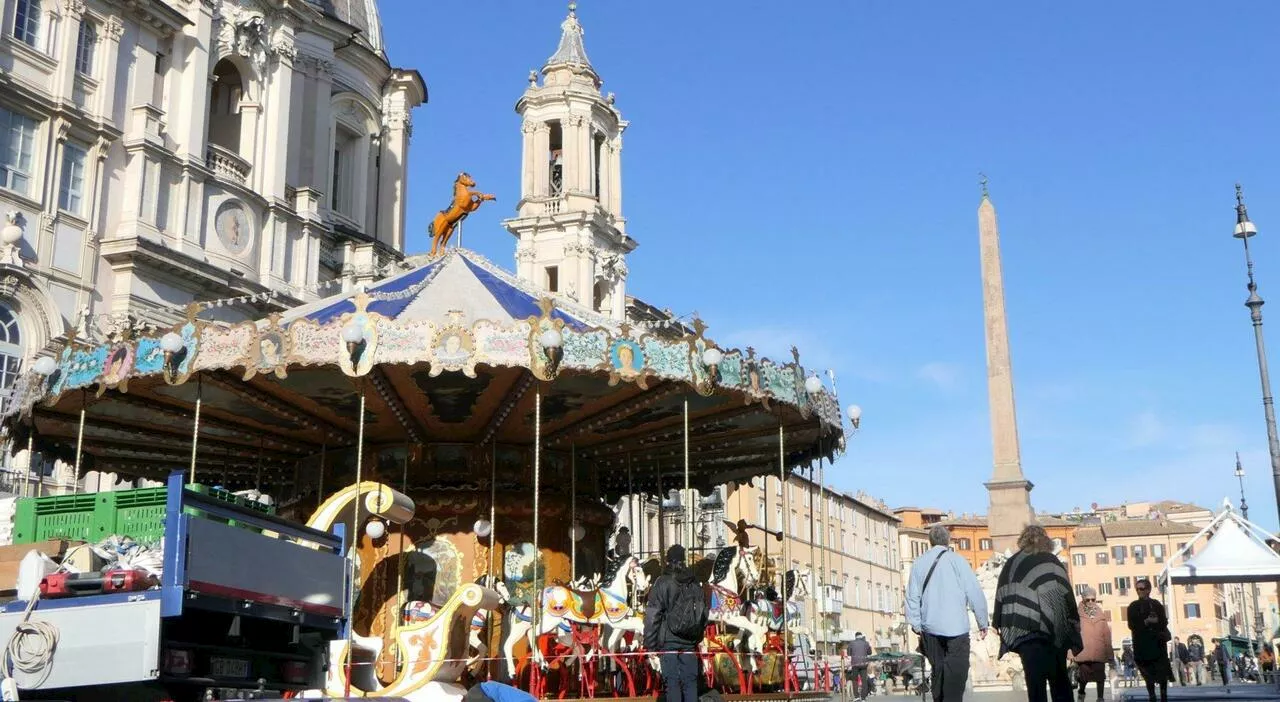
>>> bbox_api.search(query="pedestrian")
[1213,640,1230,684]
[1173,637,1189,685]
[1126,578,1173,702]
[847,631,873,701]
[1070,586,1113,701]
[1186,635,1205,685]
[643,544,709,702]
[905,524,989,702]
[1260,645,1274,683]
[1122,644,1137,686]
[992,524,1082,702]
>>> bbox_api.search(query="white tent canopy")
[1161,503,1280,585]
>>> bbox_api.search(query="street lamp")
[1232,184,1280,525]
[1234,452,1264,657]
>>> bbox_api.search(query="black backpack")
[665,580,707,641]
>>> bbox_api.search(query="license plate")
[209,656,250,679]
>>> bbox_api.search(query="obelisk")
[978,178,1035,552]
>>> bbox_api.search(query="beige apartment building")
[1069,520,1226,649]
[724,473,905,654]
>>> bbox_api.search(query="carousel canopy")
[283,250,601,331]
[6,249,844,500]
[1161,506,1280,585]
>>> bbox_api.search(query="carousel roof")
[6,249,844,501]
[282,249,604,331]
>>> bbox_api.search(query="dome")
[306,0,385,58]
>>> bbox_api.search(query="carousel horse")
[428,172,495,256]
[748,569,812,634]
[303,481,504,701]
[704,545,766,657]
[505,554,650,673]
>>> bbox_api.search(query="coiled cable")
[4,594,58,689]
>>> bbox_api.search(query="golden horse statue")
[304,481,503,701]
[429,172,495,257]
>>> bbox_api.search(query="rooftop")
[1073,520,1201,547]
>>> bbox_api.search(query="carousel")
[4,240,845,699]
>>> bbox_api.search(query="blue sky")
[381,2,1280,528]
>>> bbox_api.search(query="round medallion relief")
[214,200,252,254]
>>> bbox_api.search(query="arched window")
[0,305,23,415]
[208,59,244,153]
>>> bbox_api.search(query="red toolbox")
[39,568,157,598]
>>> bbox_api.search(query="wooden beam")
[369,367,426,444]
[587,421,817,462]
[577,403,764,456]
[103,391,321,452]
[543,381,684,446]
[479,370,533,446]
[205,371,349,441]
[36,409,313,455]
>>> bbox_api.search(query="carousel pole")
[571,444,577,580]
[819,453,830,657]
[396,441,410,672]
[488,440,498,676]
[533,388,543,638]
[188,374,203,484]
[778,421,791,686]
[255,438,263,492]
[344,388,367,697]
[807,462,818,656]
[71,390,86,493]
[657,461,666,558]
[318,440,327,509]
[683,397,692,550]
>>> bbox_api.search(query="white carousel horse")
[405,576,511,675]
[503,554,650,672]
[704,544,766,655]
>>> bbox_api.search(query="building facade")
[724,474,906,654]
[0,0,424,424]
[894,507,1078,574]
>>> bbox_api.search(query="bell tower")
[504,3,636,320]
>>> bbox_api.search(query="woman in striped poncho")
[993,525,1083,702]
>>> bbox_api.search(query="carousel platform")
[1119,684,1280,701]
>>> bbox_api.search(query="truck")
[0,471,349,701]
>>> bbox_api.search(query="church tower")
[504,4,636,320]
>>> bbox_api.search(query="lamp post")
[1233,185,1280,526]
[1235,453,1264,657]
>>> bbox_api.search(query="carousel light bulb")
[474,519,493,538]
[160,332,184,354]
[804,375,823,394]
[32,356,57,376]
[848,405,862,422]
[570,522,586,542]
[701,348,723,367]
[342,322,365,344]
[365,519,386,540]
[539,328,563,349]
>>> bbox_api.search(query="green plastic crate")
[11,484,274,546]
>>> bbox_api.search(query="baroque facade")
[0,0,425,419]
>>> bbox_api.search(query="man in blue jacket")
[906,525,989,702]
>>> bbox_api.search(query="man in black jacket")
[847,631,873,701]
[644,545,708,702]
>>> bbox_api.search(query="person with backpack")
[644,544,708,702]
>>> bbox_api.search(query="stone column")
[54,0,83,102]
[380,81,413,251]
[259,37,296,283]
[520,120,535,202]
[609,136,623,217]
[167,4,210,252]
[574,115,590,193]
[597,137,611,212]
[98,16,124,119]
[532,123,550,199]
[979,194,1034,552]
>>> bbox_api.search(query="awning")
[1161,504,1280,585]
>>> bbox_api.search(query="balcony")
[206,143,251,185]
[820,597,843,614]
